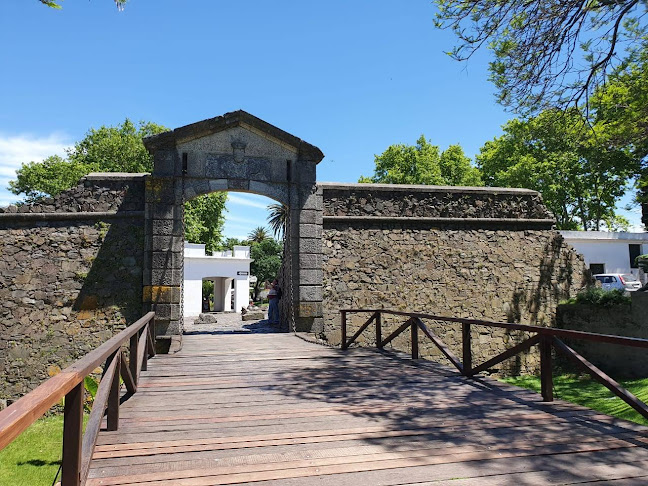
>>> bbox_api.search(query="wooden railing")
[0,311,156,486]
[341,309,648,421]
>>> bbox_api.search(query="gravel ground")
[183,311,281,334]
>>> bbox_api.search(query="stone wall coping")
[318,182,540,196]
[323,215,556,227]
[83,173,149,182]
[0,211,144,222]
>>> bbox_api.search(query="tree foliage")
[267,203,287,239]
[9,119,166,201]
[359,136,482,186]
[8,155,90,201]
[248,226,269,244]
[184,193,228,254]
[434,1,648,114]
[477,109,638,230]
[250,238,283,300]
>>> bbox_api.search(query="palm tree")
[267,204,287,239]
[248,226,269,244]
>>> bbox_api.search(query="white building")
[184,243,253,316]
[561,231,648,276]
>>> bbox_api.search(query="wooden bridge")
[2,311,648,485]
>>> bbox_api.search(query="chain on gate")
[285,207,297,333]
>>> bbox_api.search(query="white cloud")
[0,132,70,206]
[227,193,271,210]
[0,133,69,175]
[226,214,263,225]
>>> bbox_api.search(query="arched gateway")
[142,111,324,337]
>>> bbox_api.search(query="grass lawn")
[0,414,64,486]
[503,374,648,426]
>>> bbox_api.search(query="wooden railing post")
[341,311,348,350]
[462,322,472,376]
[141,326,148,372]
[411,319,419,360]
[107,353,121,431]
[540,334,553,402]
[62,382,83,486]
[130,332,138,388]
[375,311,382,349]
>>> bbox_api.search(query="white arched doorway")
[183,243,252,316]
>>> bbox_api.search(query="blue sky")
[0,0,642,236]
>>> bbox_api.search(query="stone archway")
[142,111,324,340]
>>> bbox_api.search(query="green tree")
[267,203,287,239]
[184,193,228,254]
[222,237,247,251]
[9,119,167,201]
[589,45,648,217]
[434,1,647,115]
[250,239,283,300]
[477,109,638,230]
[248,226,269,244]
[359,136,481,186]
[8,155,90,201]
[439,144,482,186]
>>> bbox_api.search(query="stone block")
[186,152,206,178]
[184,186,196,201]
[299,253,322,269]
[152,303,181,320]
[299,238,322,254]
[143,285,181,303]
[145,177,176,204]
[154,319,181,336]
[297,160,316,184]
[191,179,210,198]
[209,179,228,192]
[299,285,322,301]
[298,223,322,239]
[152,251,183,269]
[297,209,323,225]
[298,301,323,318]
[153,219,183,237]
[152,236,184,252]
[152,150,177,177]
[242,312,265,321]
[299,269,323,285]
[270,159,289,182]
[148,203,179,220]
[149,268,183,286]
[300,190,322,211]
[228,179,249,191]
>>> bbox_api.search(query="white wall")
[561,231,648,276]
[183,243,253,316]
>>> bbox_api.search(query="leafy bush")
[562,287,631,306]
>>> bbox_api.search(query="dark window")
[629,244,641,269]
[590,263,605,275]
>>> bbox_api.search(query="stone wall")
[0,174,146,404]
[320,183,589,375]
[556,292,648,378]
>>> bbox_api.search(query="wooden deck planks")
[87,333,648,485]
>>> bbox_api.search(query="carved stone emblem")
[231,138,247,163]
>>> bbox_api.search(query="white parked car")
[593,273,642,292]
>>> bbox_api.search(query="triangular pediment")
[144,110,324,163]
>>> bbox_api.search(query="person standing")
[267,279,280,325]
